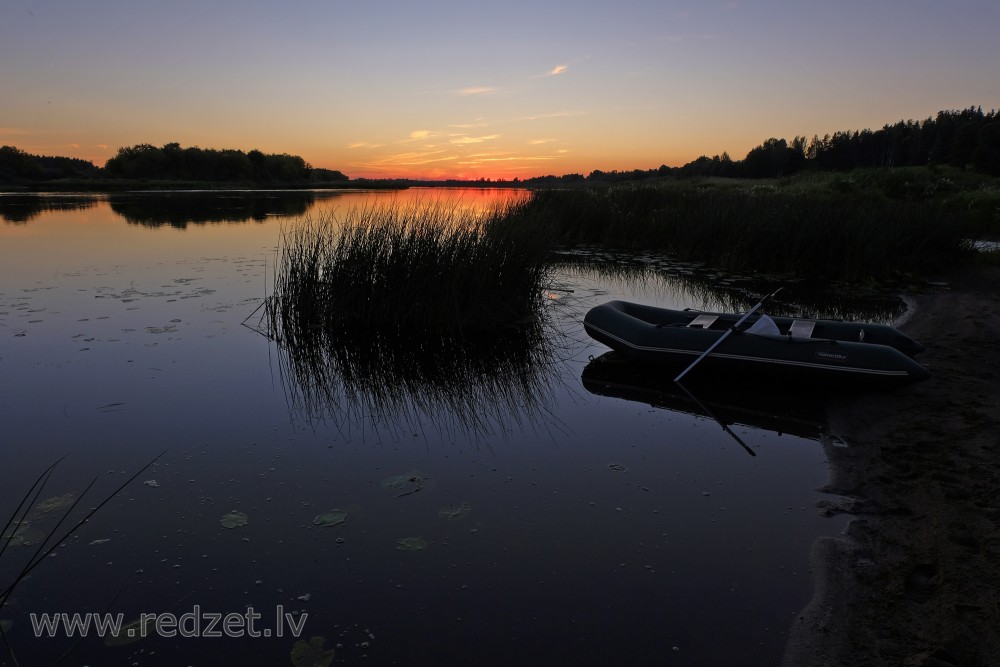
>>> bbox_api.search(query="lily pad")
[220,510,248,529]
[291,635,335,667]
[381,472,426,497]
[3,524,46,548]
[104,617,157,647]
[438,502,472,521]
[32,492,77,518]
[396,537,429,551]
[313,510,348,527]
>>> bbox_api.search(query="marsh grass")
[252,199,564,439]
[525,180,987,282]
[266,199,555,340]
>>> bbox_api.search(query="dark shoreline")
[784,265,1000,666]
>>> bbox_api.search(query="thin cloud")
[409,130,431,139]
[548,65,568,76]
[450,134,500,145]
[514,111,584,122]
[455,86,497,96]
[357,149,459,167]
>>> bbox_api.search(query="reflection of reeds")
[551,248,907,323]
[252,200,563,438]
[268,318,564,440]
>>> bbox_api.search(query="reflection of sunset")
[1,3,997,180]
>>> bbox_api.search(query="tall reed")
[266,199,555,341]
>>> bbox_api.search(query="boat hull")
[583,301,931,390]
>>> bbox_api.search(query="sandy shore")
[783,265,1000,667]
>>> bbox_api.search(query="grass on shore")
[524,171,997,282]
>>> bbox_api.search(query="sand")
[782,266,1000,666]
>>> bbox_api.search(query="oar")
[674,381,756,456]
[673,287,783,383]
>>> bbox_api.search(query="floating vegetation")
[31,492,77,519]
[104,617,157,647]
[608,463,629,473]
[396,537,429,552]
[3,524,46,548]
[220,511,248,529]
[438,502,473,521]
[381,473,426,498]
[290,635,335,667]
[313,510,348,527]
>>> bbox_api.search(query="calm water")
[0,189,866,666]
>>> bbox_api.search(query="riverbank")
[784,265,1000,666]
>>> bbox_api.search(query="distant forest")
[0,142,348,185]
[1,106,998,187]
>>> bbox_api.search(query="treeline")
[3,107,999,187]
[515,106,1000,186]
[0,145,102,182]
[0,142,348,185]
[675,106,1000,179]
[106,143,347,183]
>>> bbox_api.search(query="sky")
[2,0,999,180]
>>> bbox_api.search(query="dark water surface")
[0,190,884,665]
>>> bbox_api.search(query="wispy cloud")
[449,121,488,129]
[346,141,384,149]
[409,130,431,139]
[514,111,584,122]
[548,64,568,76]
[360,149,458,167]
[455,86,496,96]
[450,134,500,145]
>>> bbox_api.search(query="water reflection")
[248,308,565,441]
[108,191,317,228]
[553,247,908,323]
[0,194,99,223]
[582,351,828,444]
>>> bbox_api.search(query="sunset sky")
[2,0,998,180]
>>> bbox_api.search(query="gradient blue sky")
[2,0,998,179]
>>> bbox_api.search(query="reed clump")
[266,200,555,341]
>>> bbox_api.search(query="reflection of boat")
[581,352,827,441]
[584,301,930,389]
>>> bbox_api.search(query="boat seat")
[687,314,719,329]
[789,319,817,338]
